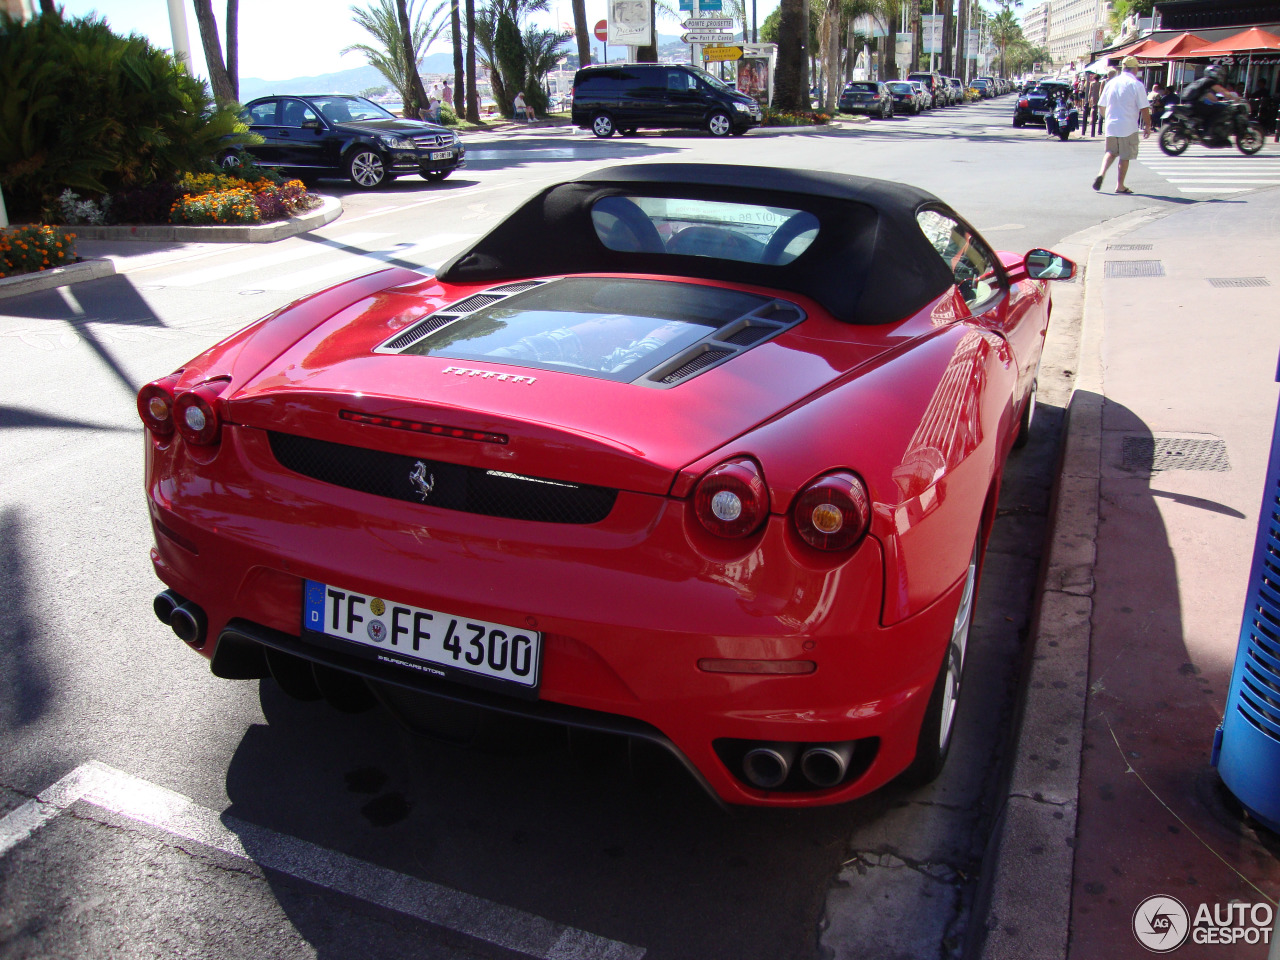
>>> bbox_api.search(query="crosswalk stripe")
[160,232,389,287]
[254,233,475,291]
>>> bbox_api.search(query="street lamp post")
[929,0,937,73]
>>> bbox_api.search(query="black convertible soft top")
[436,164,959,326]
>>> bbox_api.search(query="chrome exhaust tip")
[800,743,854,788]
[153,589,186,626]
[170,602,207,649]
[742,743,796,789]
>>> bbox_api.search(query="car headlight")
[732,101,750,113]
[380,136,415,150]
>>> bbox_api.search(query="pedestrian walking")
[442,79,453,110]
[1092,56,1151,195]
[1087,74,1102,136]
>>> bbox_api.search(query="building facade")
[3,0,36,18]
[1047,0,1113,66]
[1024,2,1052,49]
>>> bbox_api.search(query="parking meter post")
[1211,348,1280,836]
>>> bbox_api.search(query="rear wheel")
[707,110,732,137]
[901,536,981,786]
[1237,124,1265,155]
[219,150,243,169]
[1159,124,1190,156]
[1013,377,1037,449]
[591,113,615,138]
[346,148,388,188]
[1012,117,1024,128]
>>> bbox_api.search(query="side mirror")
[1024,248,1076,281]
[301,119,322,131]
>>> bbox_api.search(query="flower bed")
[761,108,833,127]
[0,225,77,280]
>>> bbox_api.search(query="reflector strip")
[698,659,817,675]
[340,410,508,444]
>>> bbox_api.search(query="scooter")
[1159,101,1264,155]
[1045,97,1079,140]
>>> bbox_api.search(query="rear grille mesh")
[268,432,617,524]
[659,348,733,384]
[1239,478,1280,742]
[447,293,505,313]
[384,314,461,350]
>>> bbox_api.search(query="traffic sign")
[593,19,607,41]
[702,45,743,62]
[682,17,734,28]
[682,31,730,43]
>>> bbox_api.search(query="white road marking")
[1174,187,1253,194]
[158,232,389,287]
[255,233,474,291]
[1164,178,1280,184]
[0,761,645,960]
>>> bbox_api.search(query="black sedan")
[885,81,921,115]
[839,82,893,119]
[224,95,465,189]
[1013,82,1073,128]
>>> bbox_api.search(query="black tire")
[707,110,733,137]
[901,535,981,787]
[1013,377,1037,450]
[1059,129,1070,141]
[1237,124,1265,155]
[1012,117,1024,128]
[421,169,451,182]
[1159,124,1190,156]
[591,113,615,138]
[345,148,388,188]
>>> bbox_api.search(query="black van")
[571,63,763,138]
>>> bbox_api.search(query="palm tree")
[988,7,1021,78]
[344,0,447,114]
[774,0,810,110]
[572,0,590,67]
[466,0,480,120]
[523,26,571,109]
[450,0,464,113]
[191,0,239,104]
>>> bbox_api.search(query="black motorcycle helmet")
[1205,65,1227,84]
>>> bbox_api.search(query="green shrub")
[439,102,459,126]
[761,107,831,127]
[0,224,77,278]
[0,12,253,219]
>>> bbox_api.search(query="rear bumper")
[147,424,962,806]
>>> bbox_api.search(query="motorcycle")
[1159,100,1264,156]
[1044,97,1079,140]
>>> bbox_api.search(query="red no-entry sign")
[594,19,608,41]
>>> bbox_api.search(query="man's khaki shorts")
[1106,132,1141,160]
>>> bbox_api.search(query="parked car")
[907,71,947,107]
[224,94,464,189]
[885,80,922,114]
[839,81,894,118]
[138,162,1075,807]
[570,63,762,138]
[1013,81,1073,127]
[946,77,964,104]
[972,78,991,98]
[910,81,932,110]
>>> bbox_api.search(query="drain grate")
[1207,277,1271,288]
[1122,436,1230,472]
[1105,260,1165,278]
[1107,243,1154,251]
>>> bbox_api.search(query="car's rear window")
[844,83,877,93]
[888,83,913,93]
[590,196,819,265]
[400,278,772,382]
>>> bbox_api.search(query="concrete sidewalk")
[980,186,1280,959]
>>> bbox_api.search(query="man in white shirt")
[1092,56,1152,194]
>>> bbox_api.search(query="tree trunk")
[38,0,56,16]
[225,0,239,100]
[774,0,809,111]
[465,0,480,121]
[941,0,953,76]
[823,2,839,113]
[451,0,465,113]
[396,0,430,117]
[910,0,920,74]
[882,7,898,81]
[572,0,591,67]
[635,0,657,63]
[955,0,967,83]
[191,0,235,105]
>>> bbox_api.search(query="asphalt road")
[0,96,1256,960]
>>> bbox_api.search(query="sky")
[57,0,781,83]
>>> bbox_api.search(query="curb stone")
[0,258,115,300]
[55,194,342,244]
[968,209,1170,960]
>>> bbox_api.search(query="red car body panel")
[142,166,1068,806]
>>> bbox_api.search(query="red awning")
[1135,32,1209,60]
[1188,27,1280,56]
[1114,38,1159,57]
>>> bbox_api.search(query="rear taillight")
[173,383,226,446]
[1019,98,1030,109]
[694,457,769,538]
[792,471,870,551]
[137,373,182,436]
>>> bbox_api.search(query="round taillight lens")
[173,385,224,446]
[792,471,871,551]
[137,373,182,436]
[694,458,768,538]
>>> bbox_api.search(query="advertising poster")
[922,14,943,55]
[608,0,651,46]
[737,57,770,103]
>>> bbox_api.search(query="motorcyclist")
[1182,66,1240,144]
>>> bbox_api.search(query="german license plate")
[1033,110,1049,116]
[430,150,454,160]
[302,580,541,692]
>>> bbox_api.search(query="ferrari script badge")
[409,462,436,501]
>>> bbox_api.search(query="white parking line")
[0,761,645,960]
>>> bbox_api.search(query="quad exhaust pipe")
[154,589,207,649]
[741,741,856,789]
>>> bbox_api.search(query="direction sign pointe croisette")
[682,17,734,28]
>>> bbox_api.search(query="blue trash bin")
[1211,358,1280,834]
